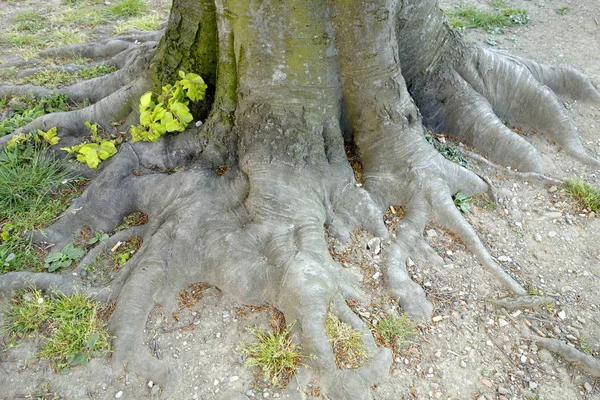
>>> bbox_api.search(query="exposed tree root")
[493,295,556,310]
[529,336,600,377]
[397,1,600,172]
[462,148,565,187]
[0,271,110,301]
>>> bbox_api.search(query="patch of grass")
[578,337,593,355]
[20,69,77,88]
[372,313,417,353]
[19,64,116,88]
[565,179,600,213]
[0,137,80,272]
[0,93,71,138]
[12,11,48,33]
[116,13,162,32]
[556,6,570,15]
[56,6,109,27]
[325,313,367,369]
[77,64,117,79]
[2,287,49,338]
[3,31,46,48]
[50,27,88,46]
[424,131,470,169]
[107,0,146,18]
[3,289,112,370]
[447,2,530,34]
[238,324,304,387]
[110,236,142,268]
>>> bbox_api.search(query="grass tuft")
[325,313,367,369]
[565,179,600,213]
[108,0,146,18]
[238,324,304,387]
[3,289,112,370]
[372,313,417,353]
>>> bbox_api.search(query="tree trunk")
[1,0,599,398]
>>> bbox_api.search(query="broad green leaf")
[98,140,117,160]
[85,333,99,348]
[44,252,63,263]
[139,92,153,109]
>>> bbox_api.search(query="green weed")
[556,6,570,15]
[565,179,600,213]
[453,191,471,214]
[424,132,470,169]
[0,93,71,138]
[116,13,162,32]
[239,324,305,387]
[13,11,48,32]
[325,313,367,369]
[19,64,116,88]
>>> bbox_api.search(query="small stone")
[548,231,557,238]
[498,318,509,328]
[432,315,443,322]
[263,393,270,398]
[246,390,255,397]
[214,379,219,386]
[486,340,494,347]
[115,391,123,399]
[367,237,382,255]
[273,394,280,398]
[230,376,239,382]
[584,382,593,393]
[498,386,509,395]
[216,332,222,338]
[428,367,433,374]
[498,255,512,262]
[147,381,153,388]
[558,310,567,320]
[406,257,415,267]
[372,271,381,280]
[534,233,542,242]
[424,281,432,288]
[529,381,538,390]
[151,386,160,396]
[426,229,438,238]
[566,334,577,342]
[549,186,558,193]
[434,350,442,358]
[545,211,563,219]
[520,355,528,363]
[553,326,562,335]
[460,360,467,368]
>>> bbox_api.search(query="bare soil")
[1,0,599,399]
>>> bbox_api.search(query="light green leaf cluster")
[130,71,207,143]
[61,122,118,168]
[6,127,60,150]
[44,242,85,272]
[62,141,117,169]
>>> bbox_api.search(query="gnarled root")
[529,336,600,377]
[397,3,600,172]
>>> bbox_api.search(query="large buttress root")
[396,0,600,172]
[331,0,526,324]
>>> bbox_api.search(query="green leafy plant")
[44,242,85,272]
[87,230,109,245]
[424,132,470,169]
[238,324,305,387]
[107,0,146,18]
[0,94,70,138]
[0,245,17,274]
[130,71,207,143]
[61,122,118,168]
[453,191,471,214]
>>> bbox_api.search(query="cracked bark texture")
[1,0,599,398]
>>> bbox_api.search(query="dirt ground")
[1,0,599,399]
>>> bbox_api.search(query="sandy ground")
[1,0,599,399]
